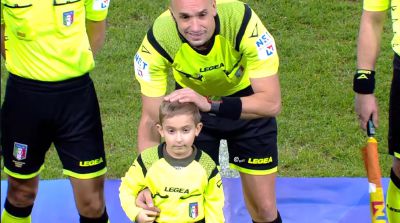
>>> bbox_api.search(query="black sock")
[79,207,109,223]
[4,198,33,218]
[252,211,282,223]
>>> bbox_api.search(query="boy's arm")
[119,159,147,221]
[204,169,225,223]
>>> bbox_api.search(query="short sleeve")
[363,0,390,11]
[240,8,279,78]
[85,0,110,21]
[134,34,170,97]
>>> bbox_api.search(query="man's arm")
[86,19,106,57]
[241,74,281,119]
[357,10,386,71]
[137,95,164,152]
[164,74,281,120]
[1,24,5,59]
[355,10,386,130]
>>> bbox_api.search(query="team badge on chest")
[189,202,199,219]
[13,142,28,161]
[63,11,74,27]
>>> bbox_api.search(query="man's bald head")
[170,0,214,10]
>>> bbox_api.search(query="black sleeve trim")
[194,147,203,161]
[208,167,219,181]
[157,143,165,158]
[137,155,147,176]
[235,4,252,51]
[391,168,400,189]
[147,26,173,63]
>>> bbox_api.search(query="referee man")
[1,0,111,222]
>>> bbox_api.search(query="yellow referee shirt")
[1,0,109,81]
[134,0,279,98]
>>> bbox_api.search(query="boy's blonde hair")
[159,101,201,124]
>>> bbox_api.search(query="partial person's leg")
[227,121,281,222]
[1,74,53,223]
[70,175,109,223]
[387,60,400,223]
[387,158,400,223]
[240,173,281,223]
[52,75,109,222]
[1,176,39,223]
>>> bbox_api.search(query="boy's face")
[157,113,203,159]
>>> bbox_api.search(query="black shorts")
[390,54,400,158]
[1,73,107,179]
[192,86,278,175]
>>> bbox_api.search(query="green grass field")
[0,0,395,179]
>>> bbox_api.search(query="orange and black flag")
[361,119,387,223]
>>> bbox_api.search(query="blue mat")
[0,177,389,223]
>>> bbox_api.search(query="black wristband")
[209,101,220,114]
[353,69,375,94]
[218,97,242,120]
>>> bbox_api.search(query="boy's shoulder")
[137,145,161,170]
[196,149,219,178]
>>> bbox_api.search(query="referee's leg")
[1,176,38,223]
[70,175,109,223]
[387,66,400,223]
[240,172,281,223]
[56,75,110,223]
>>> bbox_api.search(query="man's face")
[170,0,217,50]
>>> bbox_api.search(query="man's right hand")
[355,93,379,130]
[136,188,161,213]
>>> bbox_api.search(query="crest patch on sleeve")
[93,0,110,10]
[255,32,276,60]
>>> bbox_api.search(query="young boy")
[119,101,225,223]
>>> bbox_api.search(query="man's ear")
[169,6,177,22]
[211,0,217,16]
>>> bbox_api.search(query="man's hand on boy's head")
[164,88,211,112]
[136,188,161,213]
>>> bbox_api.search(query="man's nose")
[190,18,201,32]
